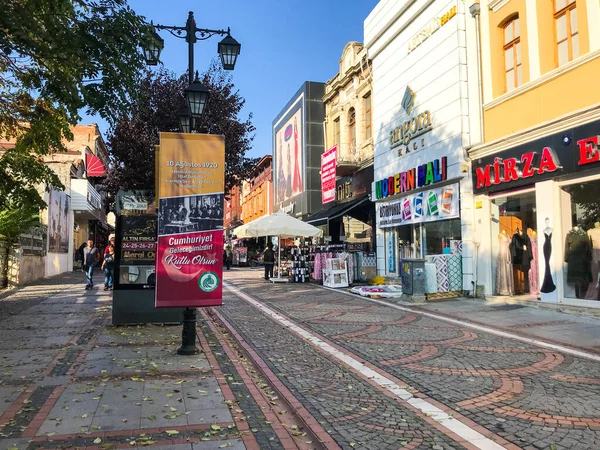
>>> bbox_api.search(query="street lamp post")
[142,12,241,356]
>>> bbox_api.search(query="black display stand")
[112,196,183,325]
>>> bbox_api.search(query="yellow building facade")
[470,0,600,306]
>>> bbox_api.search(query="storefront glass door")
[491,192,538,297]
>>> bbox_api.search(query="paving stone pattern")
[219,279,468,449]
[0,273,285,450]
[222,270,600,450]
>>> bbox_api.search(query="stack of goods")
[288,247,311,283]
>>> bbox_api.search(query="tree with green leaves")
[105,62,257,207]
[0,0,152,215]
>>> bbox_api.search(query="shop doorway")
[490,191,539,297]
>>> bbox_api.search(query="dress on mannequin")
[529,230,540,296]
[585,222,600,300]
[509,227,533,294]
[564,227,592,299]
[540,219,556,293]
[496,230,514,295]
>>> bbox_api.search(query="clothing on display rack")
[586,222,600,300]
[509,227,533,294]
[528,231,540,296]
[564,227,592,299]
[496,231,514,295]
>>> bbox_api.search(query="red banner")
[321,145,337,204]
[155,133,225,308]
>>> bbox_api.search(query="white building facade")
[365,0,482,294]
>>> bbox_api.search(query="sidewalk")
[0,273,317,450]
[411,297,600,354]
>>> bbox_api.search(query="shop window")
[423,219,462,255]
[333,117,340,148]
[561,180,600,300]
[491,192,538,297]
[348,108,356,155]
[364,93,372,140]
[503,17,522,92]
[554,0,578,67]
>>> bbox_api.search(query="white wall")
[366,0,477,289]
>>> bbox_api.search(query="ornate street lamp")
[142,26,164,66]
[218,33,241,70]
[178,106,192,134]
[185,72,210,118]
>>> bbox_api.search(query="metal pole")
[178,11,199,356]
[186,11,196,85]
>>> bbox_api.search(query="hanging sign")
[321,145,337,204]
[155,133,225,308]
[379,182,460,228]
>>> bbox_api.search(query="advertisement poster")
[155,133,225,308]
[48,189,70,253]
[118,215,157,288]
[321,145,337,204]
[275,108,303,203]
[379,182,460,228]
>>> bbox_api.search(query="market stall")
[233,211,323,283]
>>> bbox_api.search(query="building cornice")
[469,103,600,158]
[484,50,600,111]
[323,56,371,103]
[488,0,510,13]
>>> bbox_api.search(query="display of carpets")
[426,255,450,292]
[424,263,438,293]
[446,254,462,291]
[449,240,463,255]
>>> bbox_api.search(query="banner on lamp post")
[155,133,225,308]
[321,145,337,204]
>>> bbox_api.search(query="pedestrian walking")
[104,234,115,257]
[224,245,233,270]
[83,239,99,290]
[263,242,275,281]
[102,245,115,291]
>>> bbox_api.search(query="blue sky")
[82,0,379,159]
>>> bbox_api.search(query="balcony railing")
[71,179,103,213]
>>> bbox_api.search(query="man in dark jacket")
[263,242,275,281]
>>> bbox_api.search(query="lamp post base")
[177,307,199,355]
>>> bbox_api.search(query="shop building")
[365,0,481,295]
[470,0,600,307]
[224,184,243,238]
[273,81,325,219]
[307,42,375,249]
[241,155,273,224]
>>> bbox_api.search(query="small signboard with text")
[155,133,225,308]
[321,145,337,204]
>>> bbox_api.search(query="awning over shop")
[86,153,106,177]
[305,196,371,227]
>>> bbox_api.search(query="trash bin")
[400,258,426,298]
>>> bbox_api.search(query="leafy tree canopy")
[106,61,257,207]
[0,0,152,211]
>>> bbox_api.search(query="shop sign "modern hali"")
[375,157,447,200]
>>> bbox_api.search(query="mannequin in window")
[509,226,533,294]
[564,224,592,299]
[528,228,540,296]
[540,217,556,293]
[586,221,600,299]
[496,229,514,295]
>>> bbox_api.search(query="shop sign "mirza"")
[407,5,457,53]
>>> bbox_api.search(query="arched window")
[349,108,356,155]
[503,16,522,92]
[555,0,578,66]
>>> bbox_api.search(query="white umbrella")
[233,211,322,282]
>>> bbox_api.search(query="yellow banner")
[157,133,225,197]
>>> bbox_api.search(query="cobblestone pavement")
[218,268,600,450]
[0,273,322,450]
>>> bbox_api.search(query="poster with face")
[48,189,70,253]
[275,108,303,203]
